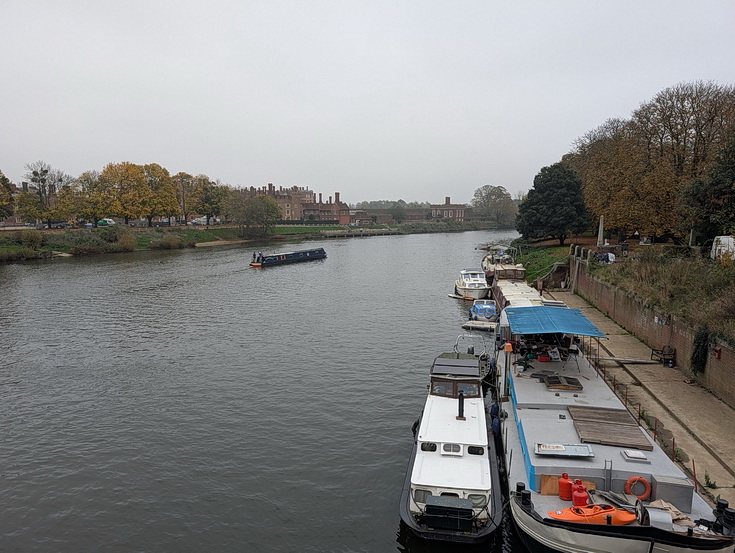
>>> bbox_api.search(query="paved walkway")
[545,290,735,507]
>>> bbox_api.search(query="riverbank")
[0,220,500,262]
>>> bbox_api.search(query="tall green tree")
[388,200,407,222]
[190,176,229,224]
[516,163,588,246]
[471,185,518,227]
[228,192,281,237]
[681,130,735,238]
[0,170,14,219]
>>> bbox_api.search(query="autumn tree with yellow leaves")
[75,170,119,226]
[100,162,148,225]
[141,163,178,226]
[566,81,735,242]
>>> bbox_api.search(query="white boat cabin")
[410,354,493,520]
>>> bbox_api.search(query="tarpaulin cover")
[504,306,607,338]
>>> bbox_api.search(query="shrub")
[0,247,52,261]
[116,233,137,251]
[0,233,20,247]
[69,245,102,255]
[98,225,132,243]
[19,229,43,249]
[150,234,183,250]
[44,230,106,250]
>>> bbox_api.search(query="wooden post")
[692,459,698,493]
[637,403,641,425]
[653,418,657,442]
[624,386,628,406]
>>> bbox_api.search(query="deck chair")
[651,345,675,365]
[562,344,580,372]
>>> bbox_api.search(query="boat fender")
[625,476,651,500]
[411,418,420,438]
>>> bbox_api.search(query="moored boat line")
[435,243,735,551]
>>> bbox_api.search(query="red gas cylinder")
[572,483,589,506]
[558,473,573,501]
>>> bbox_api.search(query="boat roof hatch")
[431,357,480,377]
[504,306,607,338]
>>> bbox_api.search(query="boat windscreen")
[430,379,480,398]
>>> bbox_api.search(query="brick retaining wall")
[569,250,735,410]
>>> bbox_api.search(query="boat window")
[467,446,484,455]
[468,494,488,507]
[420,442,437,452]
[440,492,459,497]
[442,443,462,454]
[431,380,454,397]
[457,383,479,397]
[413,489,432,504]
[431,380,480,398]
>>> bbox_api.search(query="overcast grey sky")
[2,1,734,205]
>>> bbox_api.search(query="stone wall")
[569,249,735,410]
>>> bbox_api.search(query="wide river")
[1,229,527,553]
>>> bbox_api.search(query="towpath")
[545,290,735,507]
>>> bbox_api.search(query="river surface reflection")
[1,230,526,552]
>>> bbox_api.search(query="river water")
[1,229,526,553]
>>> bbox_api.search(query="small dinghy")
[547,504,637,525]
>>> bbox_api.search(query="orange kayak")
[548,503,636,525]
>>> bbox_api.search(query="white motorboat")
[454,268,491,299]
[494,289,735,552]
[399,336,504,543]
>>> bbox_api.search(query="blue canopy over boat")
[504,306,606,338]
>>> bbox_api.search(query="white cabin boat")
[399,336,504,543]
[454,268,491,300]
[495,295,735,552]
